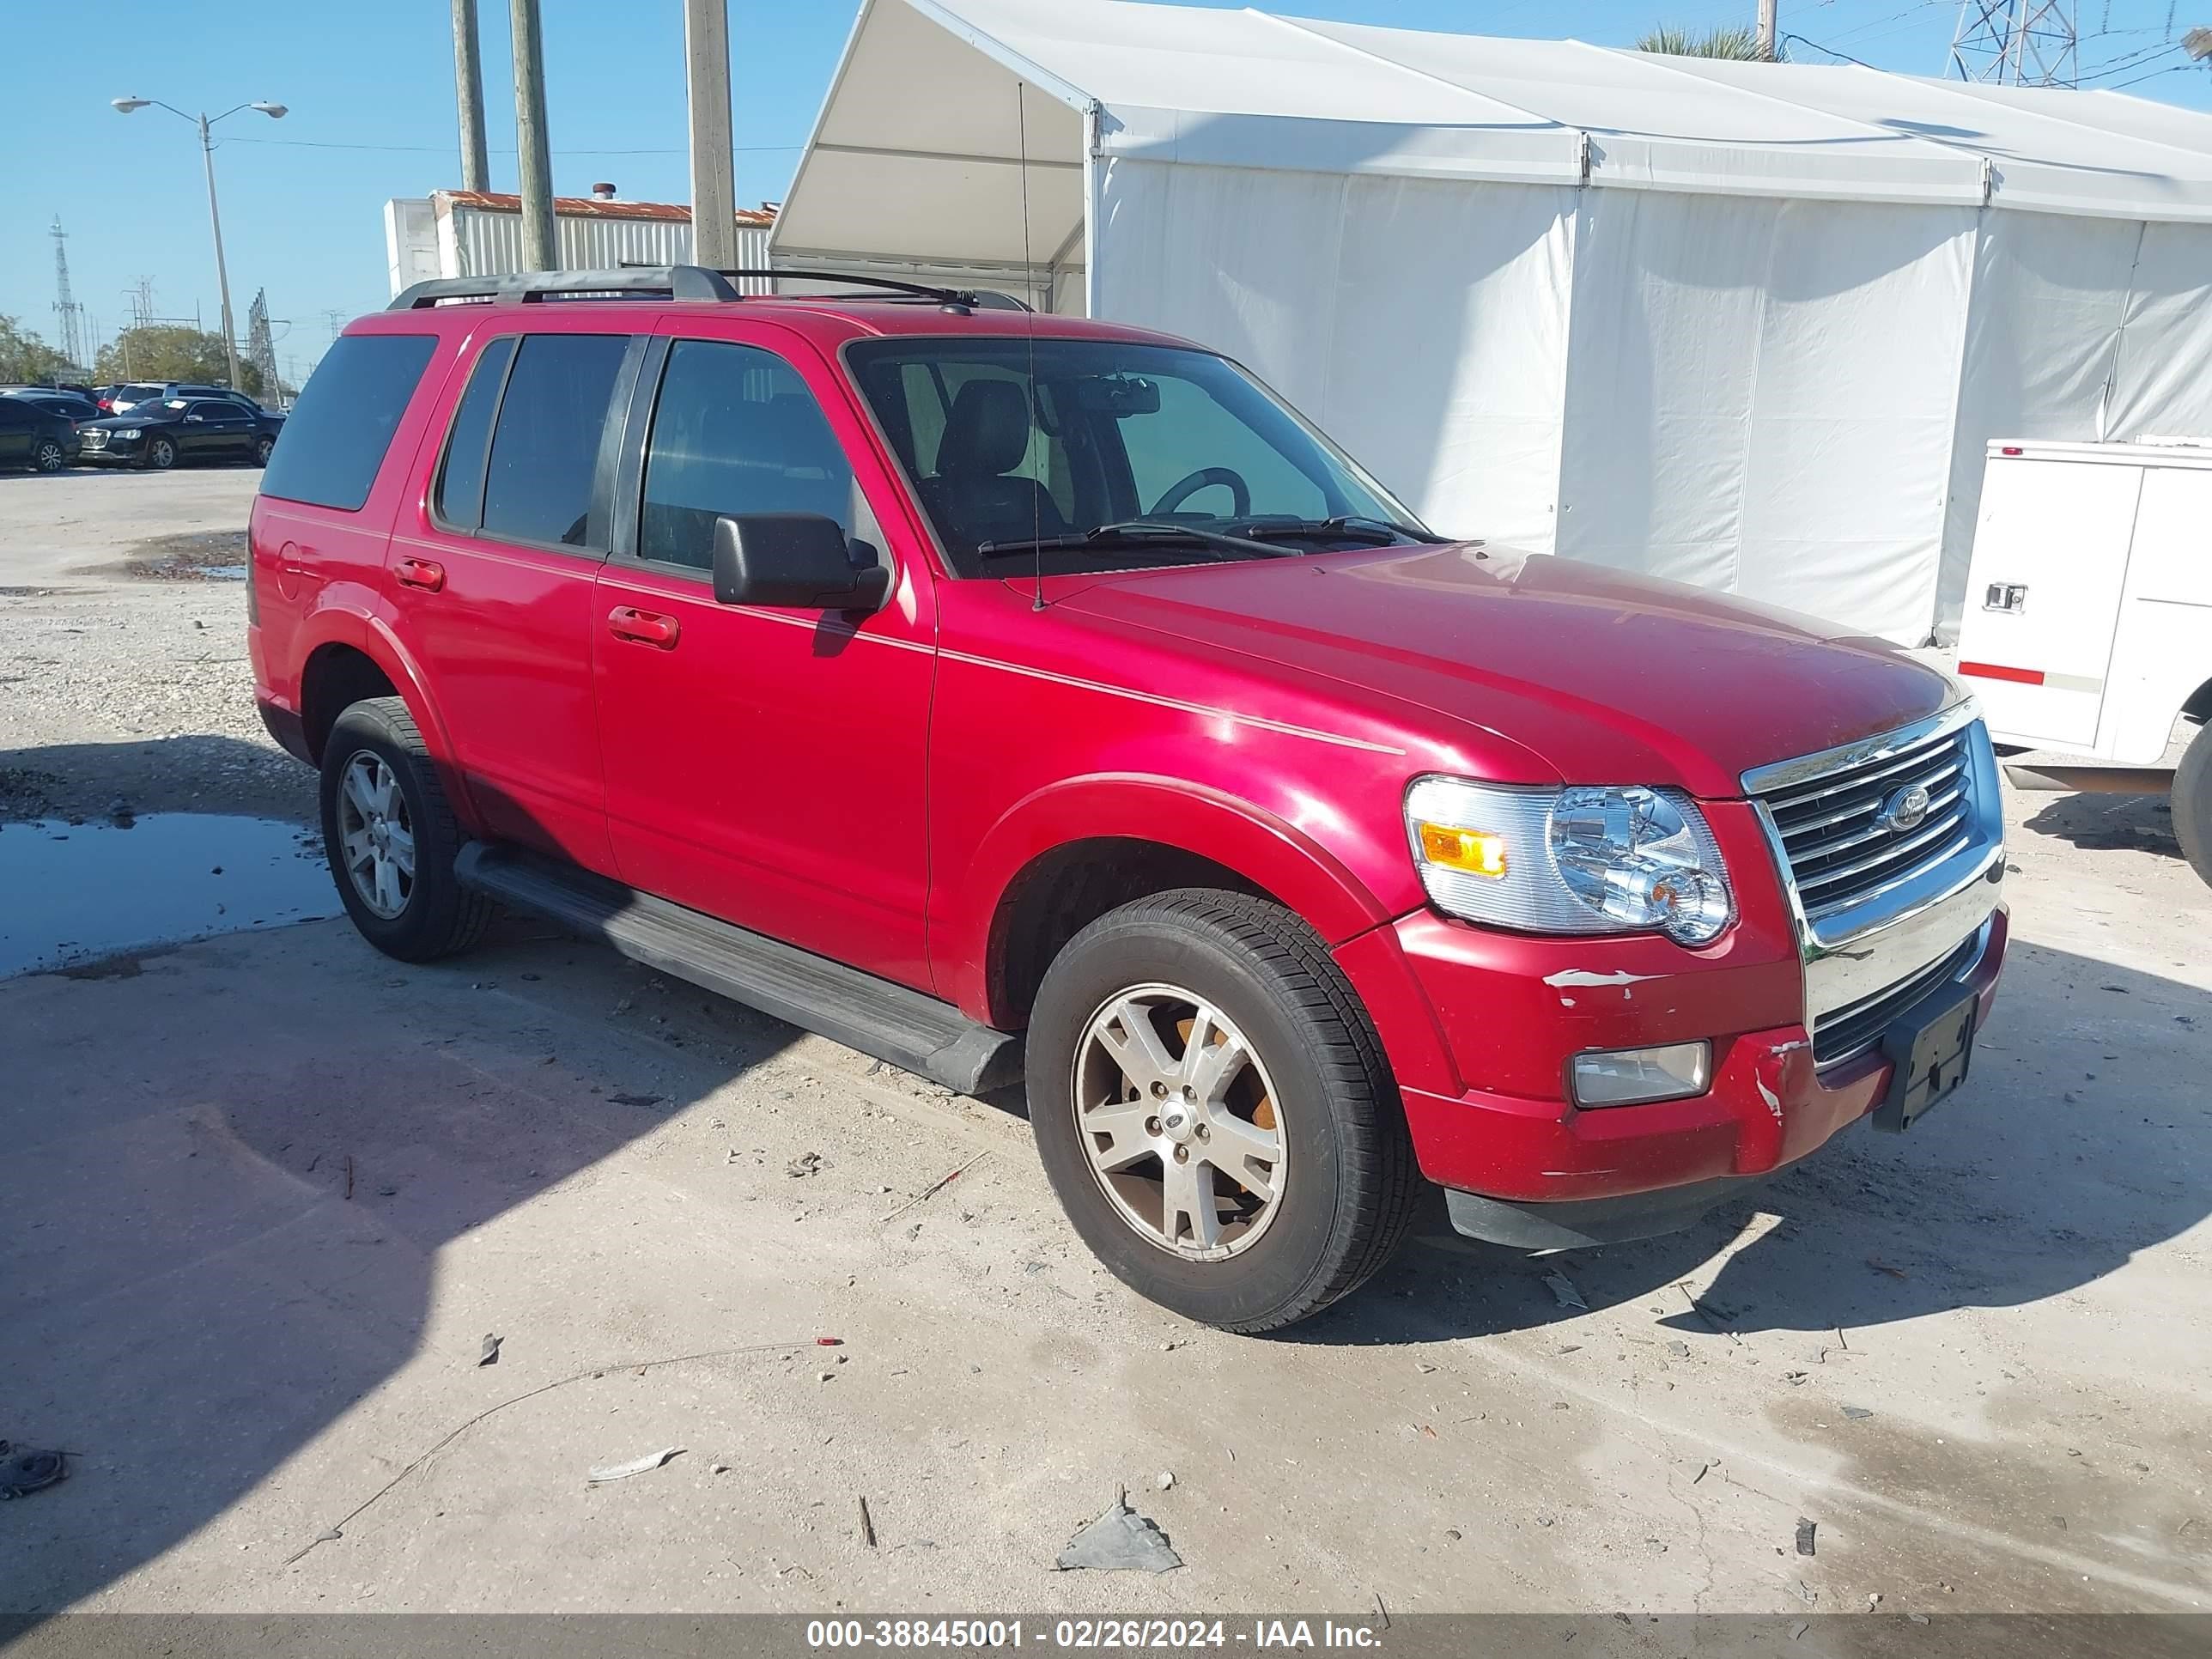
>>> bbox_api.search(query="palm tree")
[1637,24,1778,60]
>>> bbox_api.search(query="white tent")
[773,0,2212,642]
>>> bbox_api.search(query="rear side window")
[433,336,516,530]
[638,339,857,571]
[259,333,437,512]
[480,334,630,549]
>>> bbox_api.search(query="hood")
[1054,544,1955,798]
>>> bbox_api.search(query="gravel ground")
[0,468,311,823]
[4,465,2209,1629]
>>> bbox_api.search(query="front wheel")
[319,696,495,961]
[143,435,176,471]
[2174,719,2212,889]
[1026,890,1419,1333]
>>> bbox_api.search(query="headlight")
[115,428,141,439]
[1404,777,1734,945]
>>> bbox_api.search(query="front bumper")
[1331,787,2007,1244]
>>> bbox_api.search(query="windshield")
[845,337,1425,578]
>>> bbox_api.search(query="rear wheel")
[1026,890,1419,1333]
[252,434,274,467]
[32,439,65,474]
[319,696,494,962]
[143,435,176,471]
[2174,720,2212,889]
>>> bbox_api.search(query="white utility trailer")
[1957,439,2212,886]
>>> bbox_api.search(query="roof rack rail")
[387,266,740,310]
[716,269,1033,313]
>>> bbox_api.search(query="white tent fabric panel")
[1092,160,1575,551]
[2108,222,2212,442]
[1937,211,2149,638]
[1559,194,1973,642]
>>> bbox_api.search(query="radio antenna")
[1017,81,1046,611]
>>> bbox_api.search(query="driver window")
[1118,376,1325,519]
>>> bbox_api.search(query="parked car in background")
[100,381,265,417]
[250,266,2008,1333]
[0,395,81,472]
[3,386,102,424]
[78,398,283,470]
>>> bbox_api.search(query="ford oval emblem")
[1878,782,1932,835]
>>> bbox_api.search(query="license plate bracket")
[1874,985,1978,1133]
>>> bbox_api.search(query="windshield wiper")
[1224,514,1447,545]
[975,520,1300,561]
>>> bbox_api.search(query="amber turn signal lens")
[1417,822,1508,878]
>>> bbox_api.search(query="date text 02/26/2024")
[805,1620,1384,1650]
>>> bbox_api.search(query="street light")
[110,95,288,394]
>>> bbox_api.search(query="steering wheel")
[1148,466,1251,520]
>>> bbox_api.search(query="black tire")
[252,435,274,468]
[143,435,176,471]
[2174,720,2212,890]
[319,696,495,962]
[1026,889,1419,1333]
[32,439,66,474]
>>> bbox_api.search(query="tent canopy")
[775,1,2212,643]
[775,0,2212,274]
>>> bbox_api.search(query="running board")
[455,843,1023,1096]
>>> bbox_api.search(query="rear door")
[388,323,641,871]
[590,322,938,987]
[183,399,252,459]
[1958,451,2140,750]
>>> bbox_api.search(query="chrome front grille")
[81,430,106,450]
[1811,928,1981,1068]
[1742,704,2005,1066]
[1759,721,1976,922]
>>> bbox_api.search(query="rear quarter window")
[258,332,438,512]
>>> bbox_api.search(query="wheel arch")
[293,616,476,828]
[946,775,1399,1030]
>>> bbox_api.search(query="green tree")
[93,325,264,397]
[1637,24,1778,59]
[0,316,70,386]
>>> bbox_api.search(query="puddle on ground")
[124,529,250,582]
[0,815,338,978]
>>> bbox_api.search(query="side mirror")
[711,514,891,611]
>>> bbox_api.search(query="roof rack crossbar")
[714,269,1031,312]
[388,266,741,310]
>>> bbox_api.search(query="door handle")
[607,605,680,648]
[397,557,446,592]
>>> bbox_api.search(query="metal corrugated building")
[383,190,776,293]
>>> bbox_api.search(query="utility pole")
[1757,0,1778,59]
[684,0,738,269]
[509,0,559,271]
[452,0,490,191]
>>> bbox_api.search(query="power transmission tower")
[126,276,158,330]
[50,217,88,375]
[321,308,347,343]
[1950,0,2080,85]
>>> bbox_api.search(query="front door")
[592,325,937,990]
[388,325,641,870]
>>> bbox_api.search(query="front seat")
[919,379,1067,550]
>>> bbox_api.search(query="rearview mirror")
[712,514,890,611]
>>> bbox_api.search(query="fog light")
[1571,1042,1711,1107]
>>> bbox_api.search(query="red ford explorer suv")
[250,267,2006,1331]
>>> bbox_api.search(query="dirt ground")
[3,469,2208,1623]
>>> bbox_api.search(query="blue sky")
[11,1,2209,385]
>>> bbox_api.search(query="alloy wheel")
[1070,983,1287,1261]
[336,750,416,920]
